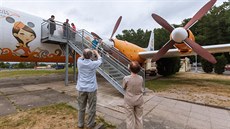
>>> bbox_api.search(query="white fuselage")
[0,7,72,63]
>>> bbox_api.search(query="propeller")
[184,0,217,29]
[91,16,122,40]
[184,38,216,64]
[151,14,174,33]
[90,16,122,51]
[110,16,122,40]
[151,0,217,64]
[152,40,175,62]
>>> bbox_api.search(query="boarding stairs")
[41,20,145,95]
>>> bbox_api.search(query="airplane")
[1,0,230,68]
[0,7,80,63]
[91,0,230,66]
[0,6,150,65]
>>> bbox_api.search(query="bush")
[214,55,227,74]
[201,58,213,73]
[156,57,181,76]
[0,62,6,68]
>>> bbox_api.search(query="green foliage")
[183,2,230,63]
[0,62,6,68]
[214,55,228,74]
[156,57,181,76]
[39,63,47,66]
[26,62,36,68]
[224,52,230,63]
[116,29,151,48]
[182,1,230,46]
[201,58,213,73]
[154,28,170,50]
[17,62,26,68]
[13,62,36,68]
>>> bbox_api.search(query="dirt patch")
[154,72,230,108]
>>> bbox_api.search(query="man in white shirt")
[76,49,102,129]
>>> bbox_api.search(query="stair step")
[108,70,119,73]
[103,64,111,67]
[114,76,124,81]
[110,73,122,77]
[101,65,115,70]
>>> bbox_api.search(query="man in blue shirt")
[76,49,102,129]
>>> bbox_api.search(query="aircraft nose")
[102,39,114,51]
[171,27,188,43]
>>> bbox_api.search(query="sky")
[0,0,228,39]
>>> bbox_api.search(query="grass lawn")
[0,103,115,129]
[0,69,74,79]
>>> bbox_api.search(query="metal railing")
[41,20,145,94]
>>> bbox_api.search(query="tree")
[154,28,170,50]
[26,62,36,68]
[114,1,230,75]
[0,62,6,68]
[116,29,151,48]
[224,52,230,63]
[214,55,227,74]
[5,62,11,69]
[156,57,181,76]
[181,1,230,65]
[17,62,26,68]
[200,58,213,73]
[181,1,230,46]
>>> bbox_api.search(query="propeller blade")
[184,38,217,64]
[110,16,122,39]
[152,13,174,33]
[91,32,102,40]
[152,40,175,61]
[184,0,217,29]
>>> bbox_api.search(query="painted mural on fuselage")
[0,7,76,63]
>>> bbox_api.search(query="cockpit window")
[27,22,35,28]
[6,17,15,23]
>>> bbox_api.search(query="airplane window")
[27,22,35,28]
[6,17,15,23]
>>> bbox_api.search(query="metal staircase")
[41,21,145,95]
[68,29,132,95]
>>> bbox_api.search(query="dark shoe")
[78,126,84,129]
[87,122,96,129]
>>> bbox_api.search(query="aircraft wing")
[139,44,230,59]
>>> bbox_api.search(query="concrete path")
[0,76,230,129]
